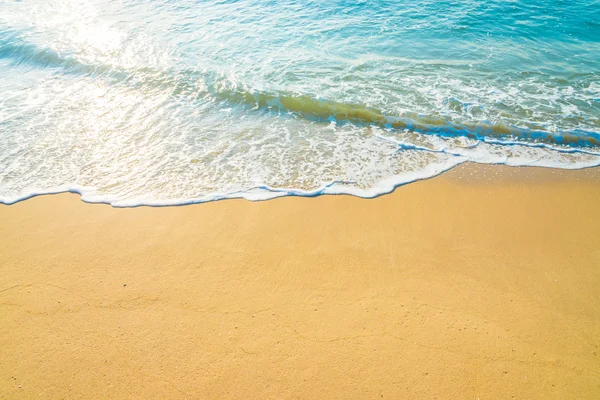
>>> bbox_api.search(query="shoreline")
[3,162,600,208]
[1,164,600,399]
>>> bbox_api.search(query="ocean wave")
[210,89,600,148]
[2,34,599,149]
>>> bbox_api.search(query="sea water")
[1,0,599,206]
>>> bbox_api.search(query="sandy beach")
[1,163,600,399]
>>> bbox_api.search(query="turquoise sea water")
[1,0,599,206]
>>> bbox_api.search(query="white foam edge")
[1,155,600,208]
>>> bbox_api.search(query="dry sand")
[1,164,600,399]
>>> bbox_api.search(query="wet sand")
[1,164,599,399]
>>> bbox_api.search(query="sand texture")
[1,164,600,399]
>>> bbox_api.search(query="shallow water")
[1,0,599,206]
